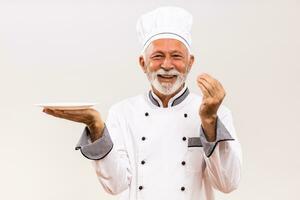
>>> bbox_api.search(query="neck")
[151,84,185,108]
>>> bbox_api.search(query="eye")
[172,54,183,59]
[151,54,164,59]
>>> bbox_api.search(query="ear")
[139,55,147,73]
[187,54,195,72]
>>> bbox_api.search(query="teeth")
[159,75,176,78]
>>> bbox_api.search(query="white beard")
[146,68,188,95]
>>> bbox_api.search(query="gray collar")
[148,85,190,107]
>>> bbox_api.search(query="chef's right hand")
[43,108,104,142]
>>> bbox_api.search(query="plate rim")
[35,102,98,108]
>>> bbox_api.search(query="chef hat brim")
[142,33,191,54]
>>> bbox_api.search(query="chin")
[153,80,182,95]
[147,72,187,95]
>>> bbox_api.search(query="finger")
[199,73,225,96]
[60,109,97,124]
[198,77,217,96]
[43,110,66,119]
[203,74,226,98]
[200,72,220,85]
[43,109,69,118]
[60,109,90,115]
[43,108,60,116]
[43,109,83,122]
[198,73,227,103]
[197,78,214,97]
[47,109,81,117]
[197,81,211,98]
[198,73,218,88]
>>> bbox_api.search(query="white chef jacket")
[75,85,242,200]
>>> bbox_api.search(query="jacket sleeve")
[200,106,242,193]
[75,106,132,195]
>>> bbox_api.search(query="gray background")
[0,0,299,199]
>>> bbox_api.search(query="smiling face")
[139,38,194,96]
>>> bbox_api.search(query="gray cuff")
[200,117,235,158]
[75,125,113,160]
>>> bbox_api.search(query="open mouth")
[157,74,178,79]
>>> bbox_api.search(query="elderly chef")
[43,6,242,200]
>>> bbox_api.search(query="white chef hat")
[136,6,193,53]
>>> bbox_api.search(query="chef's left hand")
[196,73,226,141]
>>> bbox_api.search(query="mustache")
[154,69,181,76]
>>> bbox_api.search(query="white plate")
[35,102,98,110]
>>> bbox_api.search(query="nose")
[161,57,174,71]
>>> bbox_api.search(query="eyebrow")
[151,51,164,55]
[170,51,184,55]
[150,50,184,55]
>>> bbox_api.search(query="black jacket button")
[139,185,143,190]
[181,161,186,166]
[181,186,185,191]
[182,137,186,141]
[145,112,149,116]
[141,160,145,165]
[184,113,188,118]
[142,137,146,141]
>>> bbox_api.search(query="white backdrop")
[0,0,299,199]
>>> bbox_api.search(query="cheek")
[147,61,162,72]
[174,61,188,73]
